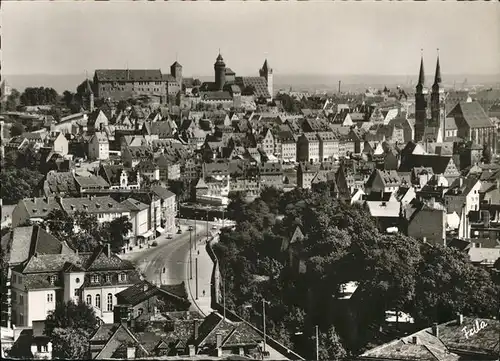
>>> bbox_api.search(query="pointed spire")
[434,49,442,85]
[262,59,269,71]
[418,49,425,86]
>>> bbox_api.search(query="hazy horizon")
[2,1,499,80]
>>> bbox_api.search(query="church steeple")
[433,55,442,86]
[430,50,442,128]
[416,52,425,93]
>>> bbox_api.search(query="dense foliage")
[0,167,44,205]
[44,300,99,359]
[20,87,59,106]
[42,209,133,253]
[213,185,499,358]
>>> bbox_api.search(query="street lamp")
[262,299,270,357]
[189,229,193,280]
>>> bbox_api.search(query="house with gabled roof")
[444,175,482,216]
[365,169,402,195]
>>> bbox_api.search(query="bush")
[151,241,158,247]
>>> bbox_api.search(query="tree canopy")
[0,167,44,205]
[214,183,499,356]
[20,87,59,106]
[44,300,99,359]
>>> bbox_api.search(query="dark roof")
[399,154,457,175]
[116,280,188,306]
[235,77,271,98]
[4,225,72,265]
[448,101,494,129]
[150,185,175,200]
[95,69,162,82]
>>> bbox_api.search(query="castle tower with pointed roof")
[214,52,226,91]
[259,59,273,99]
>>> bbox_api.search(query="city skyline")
[2,2,500,78]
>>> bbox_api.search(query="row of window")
[85,293,113,311]
[12,274,23,285]
[90,273,127,284]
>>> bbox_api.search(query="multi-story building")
[276,131,297,164]
[317,131,339,161]
[297,133,320,163]
[88,132,109,161]
[10,243,140,327]
[297,162,320,189]
[444,176,482,215]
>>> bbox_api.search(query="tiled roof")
[235,77,271,99]
[95,69,162,82]
[17,197,62,220]
[365,201,400,218]
[44,171,79,196]
[5,225,71,265]
[60,196,129,214]
[444,176,479,197]
[121,197,149,212]
[79,246,137,271]
[22,252,81,273]
[448,101,494,129]
[150,185,175,200]
[399,154,457,175]
[74,174,109,189]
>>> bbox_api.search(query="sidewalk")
[185,237,215,317]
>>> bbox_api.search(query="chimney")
[126,346,136,359]
[216,333,223,349]
[188,344,195,357]
[106,243,111,257]
[431,323,439,338]
[193,319,199,341]
[457,313,464,325]
[412,336,419,345]
[459,177,463,188]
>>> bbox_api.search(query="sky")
[2,1,500,78]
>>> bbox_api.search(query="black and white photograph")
[0,1,499,360]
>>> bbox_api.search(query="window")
[105,275,111,283]
[19,313,24,325]
[91,275,99,284]
[86,295,92,305]
[19,294,24,305]
[118,273,127,283]
[107,293,113,311]
[95,294,101,309]
[11,291,17,304]
[18,276,22,285]
[12,274,16,284]
[49,276,56,285]
[74,289,79,297]
[75,277,80,284]
[47,293,53,303]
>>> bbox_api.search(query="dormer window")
[118,273,127,283]
[91,275,100,284]
[49,276,57,285]
[105,275,111,283]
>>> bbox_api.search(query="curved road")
[125,223,208,285]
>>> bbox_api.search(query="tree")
[20,87,58,106]
[101,216,133,252]
[10,122,25,137]
[44,209,75,238]
[45,300,99,338]
[45,300,99,359]
[51,327,91,359]
[482,144,492,164]
[316,326,347,361]
[0,168,44,205]
[4,89,21,111]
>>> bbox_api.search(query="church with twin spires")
[414,52,445,143]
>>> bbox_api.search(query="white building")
[88,132,109,161]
